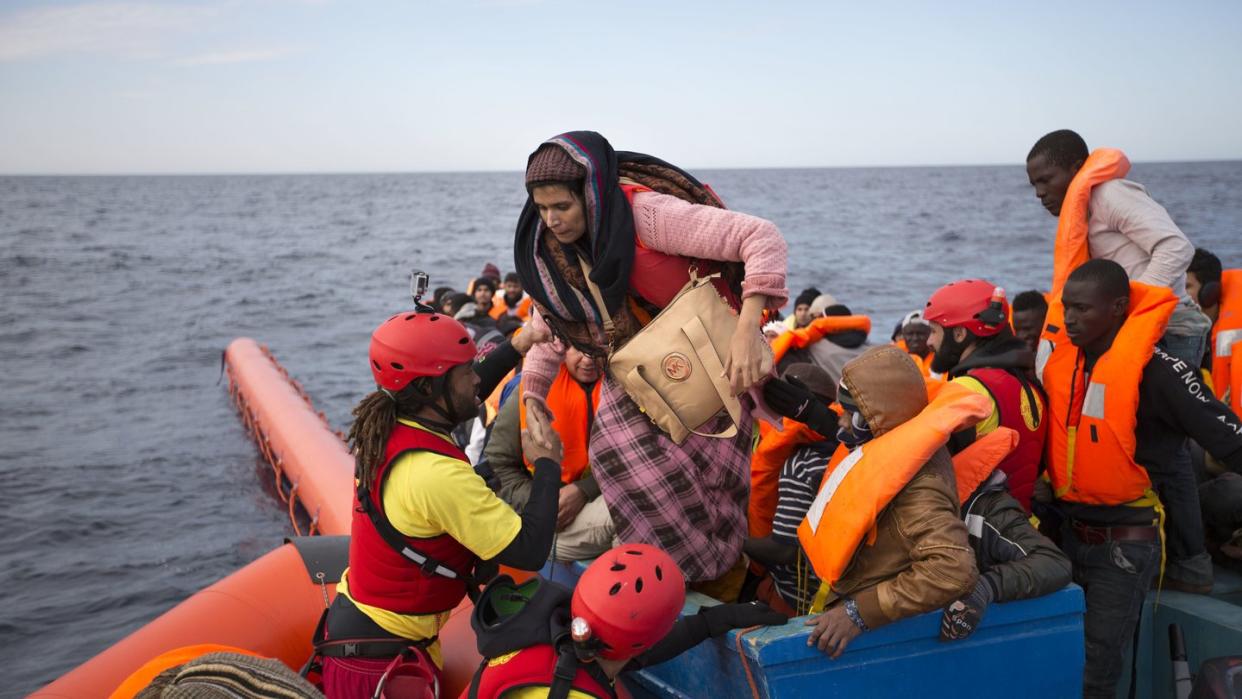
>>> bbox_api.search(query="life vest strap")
[357,479,465,581]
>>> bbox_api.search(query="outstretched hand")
[521,399,563,465]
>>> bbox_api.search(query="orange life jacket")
[749,418,828,539]
[519,365,601,484]
[797,381,991,586]
[894,338,939,379]
[490,294,532,321]
[770,315,871,365]
[950,427,1020,505]
[1037,281,1176,505]
[1210,269,1242,417]
[1042,148,1131,345]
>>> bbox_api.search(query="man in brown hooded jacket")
[765,345,978,657]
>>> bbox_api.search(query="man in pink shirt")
[1026,129,1215,594]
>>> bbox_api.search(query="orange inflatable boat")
[34,339,487,697]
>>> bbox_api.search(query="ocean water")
[3,162,1241,694]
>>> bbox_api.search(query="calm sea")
[4,163,1241,693]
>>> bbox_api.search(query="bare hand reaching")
[521,399,563,465]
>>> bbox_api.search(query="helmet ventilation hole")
[610,562,626,572]
[634,577,644,593]
[405,314,416,321]
[625,549,643,556]
[609,583,622,596]
[654,565,663,581]
[390,362,404,370]
[458,337,469,344]
[371,360,381,370]
[429,315,439,321]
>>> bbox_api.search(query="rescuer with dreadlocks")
[316,306,562,699]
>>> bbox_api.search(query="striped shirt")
[769,441,833,613]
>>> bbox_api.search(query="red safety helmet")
[570,544,686,661]
[369,311,477,391]
[924,279,1009,338]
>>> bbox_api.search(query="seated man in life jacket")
[1186,247,1241,415]
[923,280,1046,512]
[1011,290,1049,356]
[482,346,616,561]
[490,272,534,321]
[763,346,978,657]
[1037,259,1242,698]
[468,544,787,699]
[896,310,941,379]
[745,364,838,616]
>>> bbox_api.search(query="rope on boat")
[226,343,339,536]
[735,625,764,699]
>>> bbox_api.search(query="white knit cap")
[901,310,930,328]
[809,294,838,317]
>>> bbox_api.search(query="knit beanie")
[809,293,838,317]
[794,287,822,308]
[526,145,585,188]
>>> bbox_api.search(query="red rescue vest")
[346,423,479,615]
[621,183,741,312]
[962,367,1047,512]
[471,644,615,699]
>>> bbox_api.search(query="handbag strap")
[577,257,617,339]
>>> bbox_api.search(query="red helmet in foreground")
[924,279,1009,338]
[369,311,477,391]
[571,544,686,660]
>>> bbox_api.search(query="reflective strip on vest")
[805,447,864,535]
[1219,329,1242,358]
[1036,338,1053,379]
[1082,382,1106,420]
[966,513,986,538]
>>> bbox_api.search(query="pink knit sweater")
[522,190,789,400]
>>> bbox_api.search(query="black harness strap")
[357,478,466,581]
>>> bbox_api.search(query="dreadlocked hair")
[348,378,436,487]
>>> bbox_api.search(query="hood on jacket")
[951,334,1035,376]
[840,345,927,437]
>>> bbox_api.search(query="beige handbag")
[579,260,767,444]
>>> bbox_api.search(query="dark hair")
[1027,129,1089,169]
[432,286,455,307]
[823,303,853,317]
[446,292,472,316]
[503,272,521,284]
[473,277,496,293]
[1189,248,1223,286]
[1012,290,1049,313]
[348,379,437,487]
[1068,259,1130,300]
[496,315,524,337]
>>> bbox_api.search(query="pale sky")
[1,0,1240,174]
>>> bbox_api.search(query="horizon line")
[2,156,1240,178]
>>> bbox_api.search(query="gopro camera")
[410,270,430,305]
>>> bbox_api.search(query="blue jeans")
[1156,329,1215,587]
[1061,524,1162,699]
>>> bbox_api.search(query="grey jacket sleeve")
[484,397,533,510]
[968,490,1072,602]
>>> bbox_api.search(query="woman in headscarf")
[514,131,788,582]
